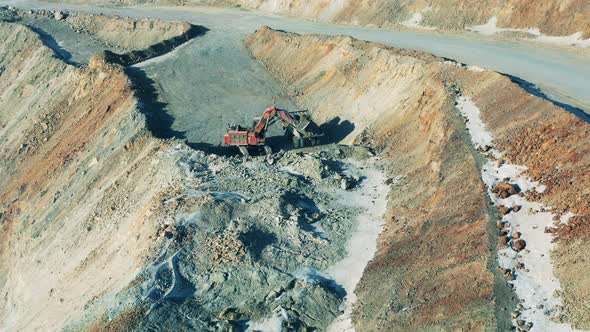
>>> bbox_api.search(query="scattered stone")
[544,227,558,234]
[498,205,511,216]
[340,178,349,190]
[512,239,527,252]
[482,145,491,152]
[511,311,520,319]
[206,230,247,264]
[492,181,519,198]
[522,322,533,331]
[496,220,504,230]
[512,232,521,239]
[512,205,521,213]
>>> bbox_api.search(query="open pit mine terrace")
[0,5,589,332]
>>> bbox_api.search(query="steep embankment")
[245,27,499,331]
[0,21,182,331]
[457,69,590,329]
[3,7,206,65]
[0,16,394,332]
[245,27,590,331]
[235,0,590,38]
[65,12,196,50]
[62,0,590,38]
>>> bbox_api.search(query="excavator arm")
[253,106,304,138]
[224,105,322,155]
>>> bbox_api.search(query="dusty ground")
[0,16,389,331]
[1,4,590,332]
[244,27,590,331]
[51,0,590,39]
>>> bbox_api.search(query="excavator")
[223,106,323,156]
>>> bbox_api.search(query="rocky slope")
[1,7,204,65]
[245,26,499,331]
[0,16,389,331]
[0,21,181,331]
[60,0,590,38]
[244,26,590,330]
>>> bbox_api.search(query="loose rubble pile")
[84,144,382,331]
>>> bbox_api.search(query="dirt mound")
[6,7,197,51]
[245,26,502,331]
[244,26,590,330]
[0,7,206,65]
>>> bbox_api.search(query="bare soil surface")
[1,3,589,332]
[3,1,590,118]
[244,27,590,331]
[0,17,390,331]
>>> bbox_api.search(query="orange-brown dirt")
[244,26,590,330]
[0,22,185,331]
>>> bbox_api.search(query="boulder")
[340,178,349,190]
[492,181,519,198]
[544,227,558,234]
[512,239,527,251]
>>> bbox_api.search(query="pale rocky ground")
[244,27,590,331]
[0,5,589,332]
[0,11,387,331]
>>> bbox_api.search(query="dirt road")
[2,0,589,148]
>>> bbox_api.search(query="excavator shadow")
[265,116,355,152]
[187,116,355,156]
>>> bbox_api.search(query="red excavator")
[223,106,322,155]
